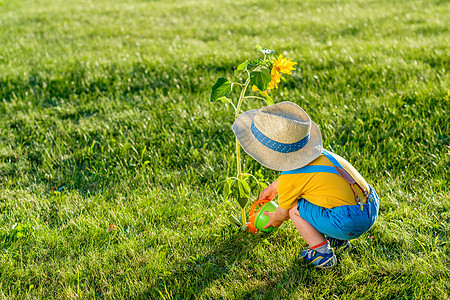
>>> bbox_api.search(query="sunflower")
[272,54,297,75]
[252,54,297,93]
[267,54,297,90]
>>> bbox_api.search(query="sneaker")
[326,236,351,251]
[298,249,337,269]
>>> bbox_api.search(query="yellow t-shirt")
[277,151,370,210]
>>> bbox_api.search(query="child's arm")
[258,180,290,228]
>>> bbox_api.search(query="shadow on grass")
[137,226,262,299]
[138,226,326,299]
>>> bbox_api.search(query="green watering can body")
[246,199,279,233]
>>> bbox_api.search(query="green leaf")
[238,179,251,208]
[250,68,271,91]
[230,178,250,208]
[217,96,231,104]
[256,45,275,55]
[234,61,248,76]
[248,58,263,65]
[223,177,234,199]
[210,78,233,102]
[256,45,263,53]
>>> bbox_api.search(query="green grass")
[0,0,449,299]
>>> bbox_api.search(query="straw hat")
[232,101,322,171]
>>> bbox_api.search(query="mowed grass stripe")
[0,0,449,298]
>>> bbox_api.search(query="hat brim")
[232,109,323,171]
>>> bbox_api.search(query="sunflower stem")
[234,75,251,225]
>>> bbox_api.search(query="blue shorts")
[297,186,379,240]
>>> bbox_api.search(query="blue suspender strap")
[321,149,343,169]
[281,150,342,175]
[281,165,339,175]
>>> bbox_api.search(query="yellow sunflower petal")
[273,54,297,75]
[268,81,278,90]
[268,66,281,90]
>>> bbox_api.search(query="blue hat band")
[251,121,310,153]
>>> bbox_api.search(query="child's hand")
[263,211,284,229]
[263,207,289,229]
[258,180,278,200]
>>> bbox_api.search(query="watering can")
[246,199,279,233]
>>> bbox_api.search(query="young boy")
[232,101,379,268]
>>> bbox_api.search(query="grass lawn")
[0,0,449,299]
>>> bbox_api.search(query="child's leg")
[290,206,336,268]
[289,206,326,247]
